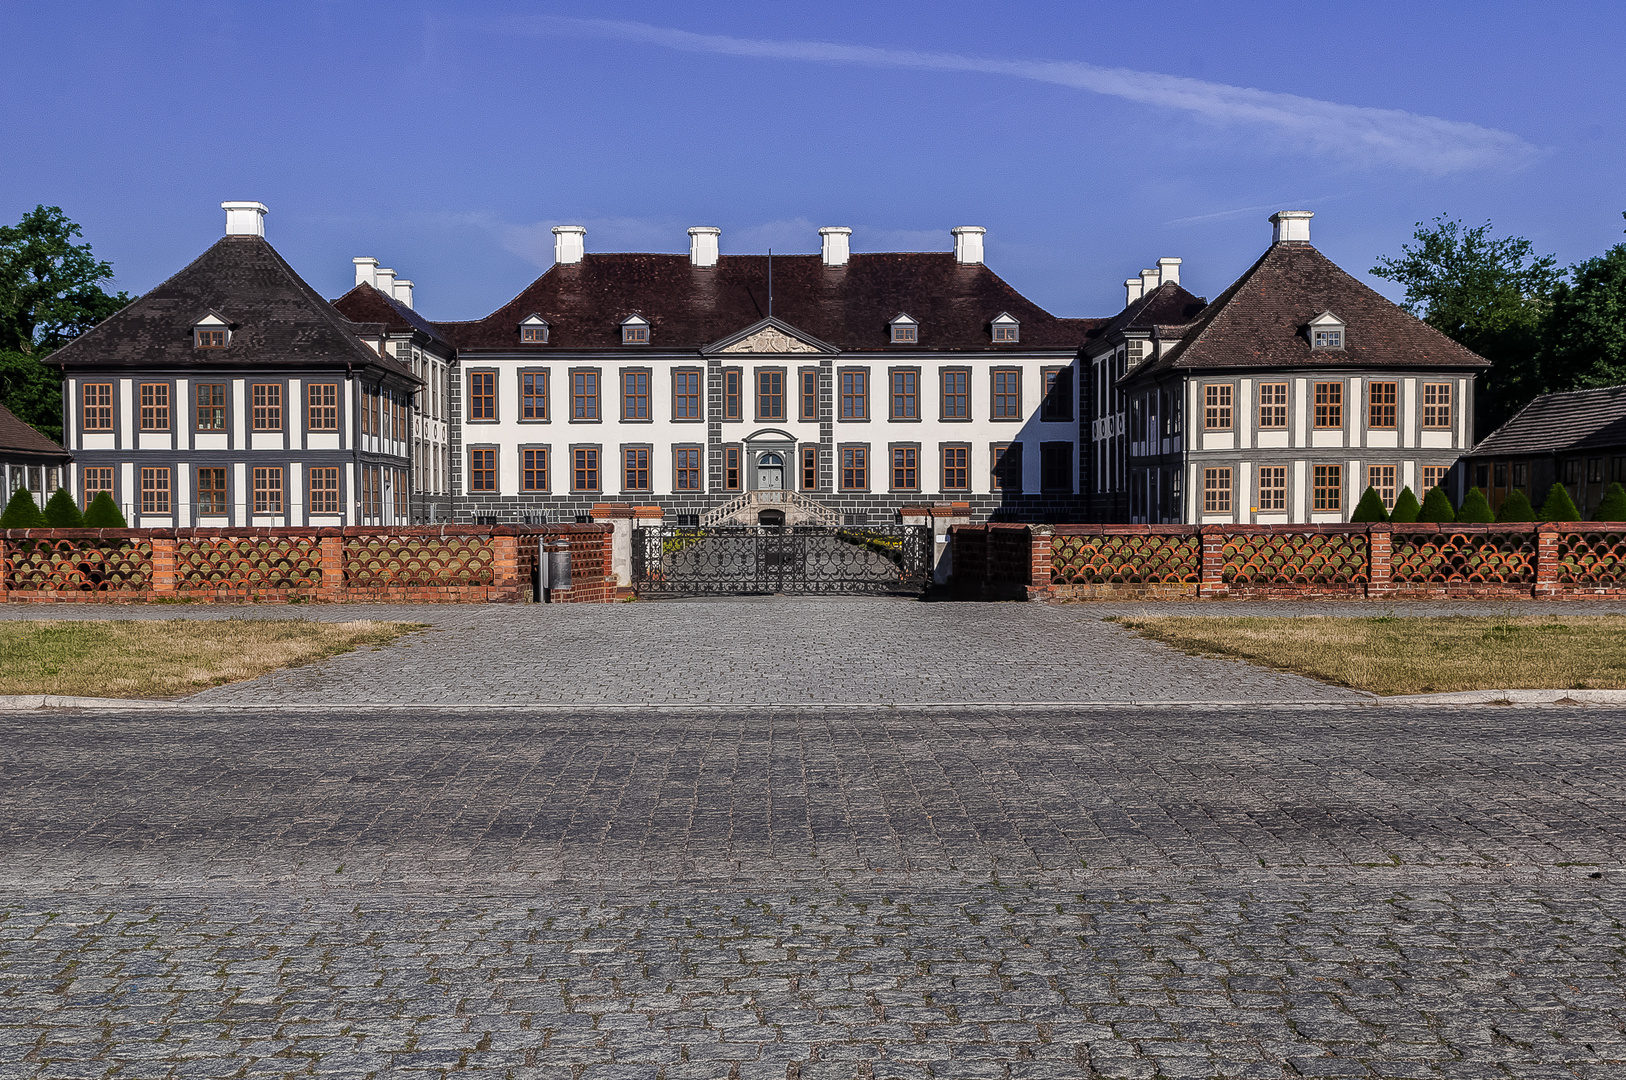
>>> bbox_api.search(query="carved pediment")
[719,326,822,354]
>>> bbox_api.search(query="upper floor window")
[889,313,918,344]
[1258,382,1288,429]
[1040,367,1073,422]
[520,314,549,344]
[139,383,171,431]
[992,369,1021,419]
[251,383,283,431]
[1423,382,1453,429]
[1309,311,1346,350]
[82,382,113,431]
[620,315,650,345]
[622,370,650,421]
[941,369,969,420]
[1313,382,1343,429]
[1368,382,1397,429]
[891,370,918,420]
[757,369,785,421]
[468,371,496,421]
[991,312,1019,343]
[1203,384,1232,430]
[308,383,339,431]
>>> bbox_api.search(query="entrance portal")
[756,453,784,490]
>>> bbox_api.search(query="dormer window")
[621,315,650,345]
[520,314,549,344]
[1309,311,1346,350]
[889,313,918,344]
[192,311,230,349]
[991,312,1020,343]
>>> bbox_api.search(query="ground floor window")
[197,467,228,515]
[1257,466,1286,512]
[81,466,113,509]
[573,448,600,493]
[1368,464,1396,508]
[1040,442,1072,493]
[1423,465,1447,492]
[841,446,868,491]
[674,447,701,491]
[523,449,549,492]
[724,446,741,491]
[140,467,171,514]
[1203,467,1232,514]
[941,446,968,491]
[1313,464,1342,512]
[309,468,339,514]
[623,448,651,492]
[891,446,918,491]
[992,443,1021,493]
[253,467,283,515]
[801,446,818,491]
[469,449,496,493]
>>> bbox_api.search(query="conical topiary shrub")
[1390,486,1421,523]
[43,488,84,528]
[1495,488,1536,523]
[1417,486,1456,523]
[1595,481,1626,522]
[1457,487,1494,523]
[81,491,127,528]
[1350,486,1390,523]
[1538,482,1581,522]
[0,487,46,528]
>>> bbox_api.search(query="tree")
[1494,488,1535,522]
[1350,486,1390,522]
[1417,486,1456,523]
[1457,487,1494,523]
[1538,482,1581,522]
[43,487,83,527]
[1539,217,1626,392]
[0,487,45,528]
[1595,482,1626,522]
[0,205,130,443]
[1371,216,1561,434]
[1390,486,1421,523]
[81,491,126,528]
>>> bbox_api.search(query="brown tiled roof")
[0,401,70,461]
[1466,384,1626,457]
[331,283,454,352]
[436,253,1102,352]
[49,236,418,384]
[1091,281,1207,348]
[1131,243,1489,379]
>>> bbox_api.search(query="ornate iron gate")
[632,525,932,596]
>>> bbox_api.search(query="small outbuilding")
[0,400,72,510]
[1462,384,1626,518]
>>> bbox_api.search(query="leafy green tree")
[81,490,126,528]
[0,487,45,528]
[43,487,83,527]
[1538,482,1581,522]
[1390,486,1421,523]
[1540,217,1626,392]
[1350,486,1390,522]
[1457,487,1494,523]
[1417,486,1456,523]
[1494,488,1535,522]
[0,205,130,443]
[1371,216,1561,434]
[1595,482,1626,522]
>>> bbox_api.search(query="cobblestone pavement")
[16,596,1626,707]
[4,704,1626,1077]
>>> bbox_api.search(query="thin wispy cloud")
[506,17,1538,175]
[1163,194,1354,228]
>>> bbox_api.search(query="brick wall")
[950,522,1626,601]
[0,525,615,604]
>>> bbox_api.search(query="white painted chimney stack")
[1140,268,1160,295]
[819,226,852,268]
[222,201,267,237]
[1157,257,1182,287]
[393,280,414,309]
[1270,210,1314,245]
[374,267,396,298]
[1125,278,1144,306]
[353,257,379,288]
[553,225,586,265]
[952,226,986,265]
[688,227,721,268]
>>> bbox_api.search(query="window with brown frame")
[1423,465,1447,493]
[1041,367,1072,422]
[1040,442,1072,492]
[1257,465,1286,511]
[81,466,113,509]
[1203,384,1232,430]
[195,328,226,349]
[251,383,282,430]
[799,369,818,421]
[621,321,649,345]
[992,443,1021,492]
[468,372,496,421]
[756,369,785,421]
[1202,467,1232,514]
[190,383,224,431]
[252,467,283,514]
[307,383,338,430]
[82,383,113,431]
[723,368,742,420]
[840,369,868,420]
[1257,382,1288,429]
[140,467,171,514]
[621,370,650,421]
[521,371,548,421]
[308,467,339,514]
[359,387,371,436]
[138,383,170,431]
[1367,382,1397,429]
[1368,464,1396,508]
[941,445,969,491]
[571,370,599,420]
[522,448,548,492]
[572,447,600,492]
[1313,382,1343,428]
[891,446,918,490]
[992,369,1021,419]
[520,324,546,343]
[724,445,742,491]
[622,447,650,491]
[673,369,701,420]
[941,369,969,420]
[1423,382,1453,428]
[840,446,868,491]
[195,467,228,515]
[890,369,918,419]
[468,449,496,492]
[1313,464,1343,511]
[674,447,701,491]
[801,446,818,490]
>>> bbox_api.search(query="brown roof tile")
[331,283,453,352]
[1467,384,1626,457]
[0,401,69,461]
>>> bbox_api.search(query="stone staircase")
[701,489,844,527]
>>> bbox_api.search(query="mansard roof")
[48,235,417,382]
[437,252,1102,352]
[1467,384,1626,458]
[330,282,453,353]
[1129,242,1488,380]
[0,401,70,462]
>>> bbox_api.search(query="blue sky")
[3,0,1622,322]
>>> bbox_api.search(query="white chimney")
[553,225,586,265]
[1157,257,1182,287]
[1140,268,1160,295]
[222,201,267,237]
[353,257,379,288]
[374,268,396,297]
[952,226,986,265]
[1125,277,1144,306]
[393,279,414,309]
[688,226,721,268]
[1270,210,1314,244]
[819,226,852,268]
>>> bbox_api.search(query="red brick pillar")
[1198,525,1227,599]
[1366,524,1392,599]
[1029,525,1054,599]
[0,536,8,603]
[150,535,175,598]
[491,533,519,601]
[1534,522,1561,598]
[319,532,345,601]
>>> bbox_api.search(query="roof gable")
[706,316,837,356]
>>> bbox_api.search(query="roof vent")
[819,226,852,268]
[688,227,721,268]
[221,201,267,237]
[393,279,414,309]
[1157,257,1181,287]
[1270,210,1314,245]
[553,225,586,265]
[952,226,986,265]
[353,257,379,288]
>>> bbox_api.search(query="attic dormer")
[991,312,1019,343]
[193,310,231,349]
[1309,311,1346,350]
[520,314,549,344]
[620,313,650,345]
[889,313,918,344]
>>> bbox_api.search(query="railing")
[700,489,844,527]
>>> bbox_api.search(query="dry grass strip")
[0,619,421,699]
[1112,614,1626,695]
